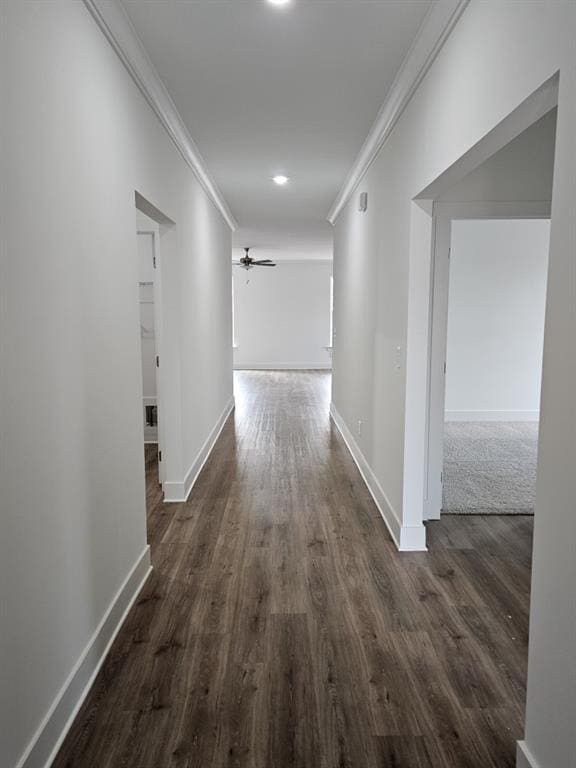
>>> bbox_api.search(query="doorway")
[134,192,178,508]
[425,204,551,521]
[136,211,165,493]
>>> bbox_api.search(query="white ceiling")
[121,0,433,259]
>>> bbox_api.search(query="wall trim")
[516,741,541,768]
[234,363,332,371]
[330,403,427,552]
[445,410,540,423]
[17,546,152,768]
[327,0,470,224]
[163,396,235,503]
[82,0,237,231]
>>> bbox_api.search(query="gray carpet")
[442,421,539,514]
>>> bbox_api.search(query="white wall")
[331,1,575,764]
[445,219,549,421]
[233,261,332,369]
[0,3,233,768]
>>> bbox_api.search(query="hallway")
[53,372,532,768]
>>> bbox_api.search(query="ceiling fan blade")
[251,259,273,264]
[256,262,276,267]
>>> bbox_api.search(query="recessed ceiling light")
[268,0,291,6]
[273,175,289,186]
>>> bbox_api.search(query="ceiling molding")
[83,0,237,231]
[327,0,470,225]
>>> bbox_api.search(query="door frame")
[424,200,552,520]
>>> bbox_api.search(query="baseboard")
[445,410,540,422]
[516,741,541,768]
[329,403,427,552]
[163,396,235,502]
[234,363,332,370]
[17,546,152,768]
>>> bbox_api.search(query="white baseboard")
[516,741,541,768]
[330,403,427,552]
[445,410,540,422]
[163,396,235,503]
[17,546,152,768]
[234,362,332,370]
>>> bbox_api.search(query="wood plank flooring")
[53,371,534,768]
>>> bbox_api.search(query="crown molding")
[83,0,237,231]
[327,0,470,225]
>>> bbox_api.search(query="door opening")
[426,207,551,520]
[134,191,176,512]
[137,212,164,487]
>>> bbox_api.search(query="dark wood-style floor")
[53,371,534,768]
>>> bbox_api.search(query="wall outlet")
[357,419,363,437]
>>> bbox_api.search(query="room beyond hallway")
[52,372,532,768]
[442,422,538,515]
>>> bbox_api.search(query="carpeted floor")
[442,421,539,514]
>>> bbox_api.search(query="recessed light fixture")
[268,0,291,6]
[273,175,289,186]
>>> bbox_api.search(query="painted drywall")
[445,219,549,421]
[233,261,332,369]
[0,3,232,767]
[331,0,575,762]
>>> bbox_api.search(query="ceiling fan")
[233,247,276,271]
